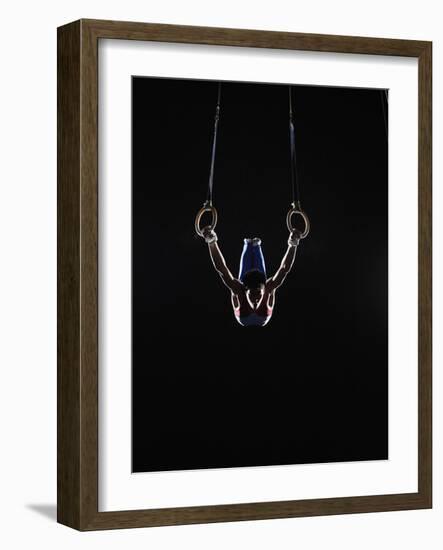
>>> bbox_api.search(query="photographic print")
[132,77,389,473]
[57,19,431,530]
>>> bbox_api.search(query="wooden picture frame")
[57,18,432,530]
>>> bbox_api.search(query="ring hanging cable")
[195,82,221,237]
[289,85,301,209]
[207,82,222,206]
[287,85,310,239]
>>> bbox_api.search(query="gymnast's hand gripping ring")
[195,202,218,238]
[286,203,310,239]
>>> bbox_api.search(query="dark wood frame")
[57,18,432,531]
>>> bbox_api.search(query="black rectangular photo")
[132,76,388,473]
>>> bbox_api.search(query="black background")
[132,77,388,472]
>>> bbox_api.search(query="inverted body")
[202,228,301,327]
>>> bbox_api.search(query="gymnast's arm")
[202,227,242,293]
[267,230,301,291]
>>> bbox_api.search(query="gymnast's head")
[242,269,266,303]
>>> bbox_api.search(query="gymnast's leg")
[251,237,267,277]
[238,239,254,282]
[238,238,267,282]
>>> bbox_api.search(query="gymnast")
[201,227,302,327]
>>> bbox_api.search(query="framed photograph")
[57,19,432,530]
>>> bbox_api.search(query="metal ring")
[195,204,218,237]
[286,206,310,239]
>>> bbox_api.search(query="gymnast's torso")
[231,283,274,327]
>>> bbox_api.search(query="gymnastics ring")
[195,203,218,237]
[286,205,310,239]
